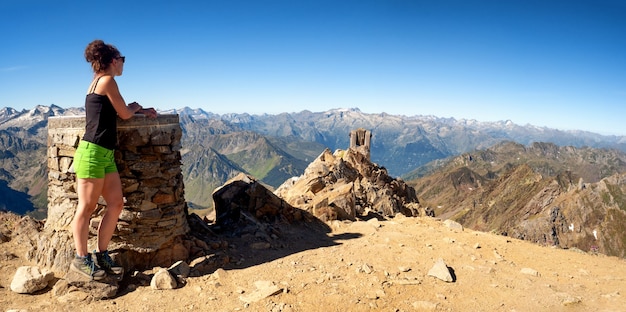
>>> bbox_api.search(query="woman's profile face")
[113,56,125,76]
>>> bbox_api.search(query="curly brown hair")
[84,39,121,73]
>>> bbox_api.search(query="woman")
[71,39,157,280]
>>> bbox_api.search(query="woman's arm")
[99,76,142,119]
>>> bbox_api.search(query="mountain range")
[2,105,626,229]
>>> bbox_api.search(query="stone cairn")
[35,114,190,274]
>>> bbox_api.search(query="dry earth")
[1,215,625,312]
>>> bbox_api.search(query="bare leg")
[97,172,124,252]
[72,177,105,257]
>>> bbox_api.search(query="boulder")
[213,173,302,228]
[10,266,54,294]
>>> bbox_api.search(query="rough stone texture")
[150,268,177,290]
[61,269,120,299]
[274,146,426,221]
[520,267,540,277]
[443,219,464,231]
[10,266,54,294]
[239,280,283,303]
[168,260,191,279]
[213,173,307,228]
[427,258,455,283]
[349,128,372,161]
[34,114,190,274]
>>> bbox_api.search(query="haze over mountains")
[2,105,626,256]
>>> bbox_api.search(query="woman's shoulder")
[87,74,118,95]
[96,75,118,90]
[98,75,117,84]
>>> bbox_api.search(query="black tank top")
[82,76,118,150]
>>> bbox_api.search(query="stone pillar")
[37,114,190,273]
[349,128,372,161]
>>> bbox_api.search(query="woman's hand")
[138,107,158,118]
[128,101,142,113]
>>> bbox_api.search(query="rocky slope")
[1,210,625,311]
[409,141,626,258]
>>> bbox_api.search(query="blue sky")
[1,0,625,135]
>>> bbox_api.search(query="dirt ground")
[1,214,625,312]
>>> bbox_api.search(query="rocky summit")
[274,147,432,221]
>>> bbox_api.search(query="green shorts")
[73,140,117,179]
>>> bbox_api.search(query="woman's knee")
[104,199,124,215]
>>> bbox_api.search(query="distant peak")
[326,107,361,113]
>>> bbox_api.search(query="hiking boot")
[71,254,106,280]
[94,250,124,276]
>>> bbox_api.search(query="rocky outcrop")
[274,146,429,221]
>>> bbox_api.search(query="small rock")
[168,260,190,278]
[239,280,282,303]
[0,251,18,261]
[150,268,177,290]
[520,268,540,277]
[427,258,455,283]
[443,219,463,231]
[212,268,229,281]
[10,266,54,294]
[562,296,582,306]
[56,290,90,304]
[493,249,504,261]
[601,291,620,298]
[251,242,271,250]
[366,218,381,228]
[189,254,221,276]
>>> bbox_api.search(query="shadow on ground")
[191,210,362,270]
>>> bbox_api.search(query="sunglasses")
[116,56,126,63]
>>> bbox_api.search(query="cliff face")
[511,173,626,258]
